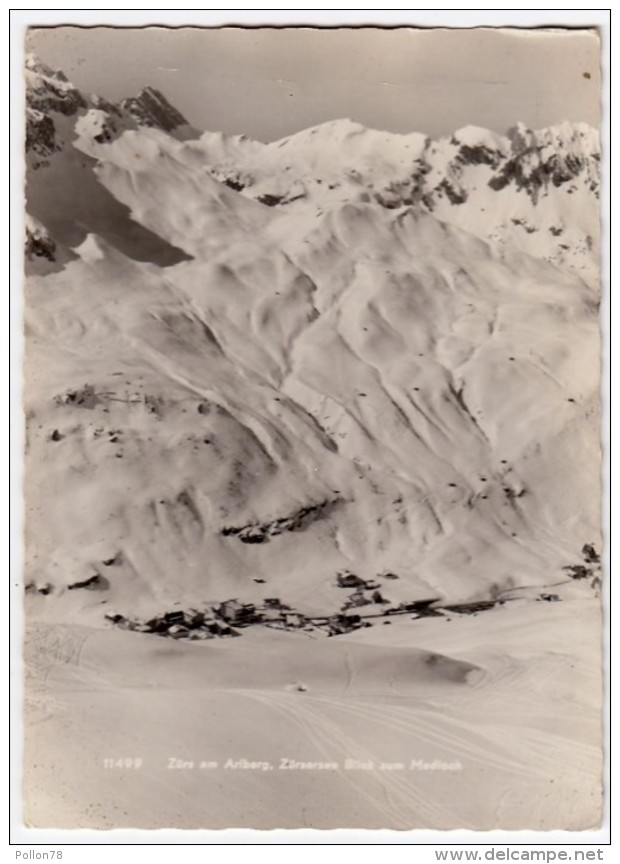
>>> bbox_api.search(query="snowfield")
[24,601,601,830]
[22,54,603,830]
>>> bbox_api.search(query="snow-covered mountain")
[26,53,600,279]
[24,54,601,618]
[191,118,599,283]
[25,54,195,271]
[22,53,603,832]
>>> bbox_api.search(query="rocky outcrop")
[26,53,189,156]
[455,142,503,168]
[25,55,87,118]
[25,108,59,159]
[24,53,600,280]
[221,498,343,544]
[120,86,188,131]
[488,123,600,200]
[25,215,56,261]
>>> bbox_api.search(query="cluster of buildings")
[104,567,488,641]
[104,607,240,639]
[104,597,314,640]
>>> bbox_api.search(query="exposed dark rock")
[120,86,188,131]
[26,109,60,158]
[68,573,107,591]
[54,384,100,409]
[223,177,245,192]
[25,221,56,261]
[436,178,467,205]
[102,552,123,567]
[27,68,87,118]
[91,94,122,117]
[457,144,502,168]
[25,582,53,596]
[257,193,284,207]
[562,564,591,580]
[582,543,600,564]
[487,137,594,202]
[221,498,343,544]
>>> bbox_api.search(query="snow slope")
[24,187,600,616]
[24,600,601,829]
[22,56,603,830]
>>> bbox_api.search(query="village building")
[336,572,366,589]
[205,620,239,637]
[343,589,371,609]
[262,610,286,625]
[327,613,364,636]
[282,612,305,628]
[264,597,284,609]
[215,599,260,626]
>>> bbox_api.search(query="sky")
[27,26,601,142]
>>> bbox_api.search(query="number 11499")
[103,758,143,769]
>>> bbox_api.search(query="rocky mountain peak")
[23,56,601,285]
[490,121,600,201]
[25,52,86,118]
[119,86,189,131]
[25,54,191,160]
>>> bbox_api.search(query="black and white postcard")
[21,23,604,832]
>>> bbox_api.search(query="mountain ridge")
[23,54,601,622]
[25,52,600,286]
